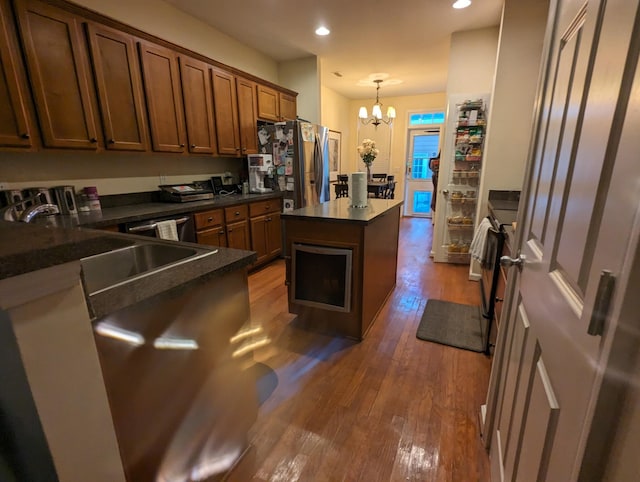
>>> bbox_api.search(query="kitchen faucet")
[1,193,60,222]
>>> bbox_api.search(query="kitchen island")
[282,197,403,340]
[0,220,258,482]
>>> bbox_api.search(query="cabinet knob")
[207,217,213,222]
[90,137,97,143]
[218,229,225,235]
[235,147,241,151]
[180,143,185,148]
[267,217,271,222]
[242,148,247,153]
[21,133,30,139]
[191,144,196,148]
[108,138,115,144]
[235,211,240,216]
[228,228,233,232]
[442,189,449,195]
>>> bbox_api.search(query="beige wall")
[68,0,278,82]
[279,57,320,124]
[447,27,500,95]
[320,86,352,177]
[476,0,550,217]
[0,151,244,195]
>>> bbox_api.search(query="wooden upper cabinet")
[15,0,98,149]
[256,84,279,122]
[179,55,216,155]
[236,77,258,155]
[279,92,297,121]
[138,41,186,153]
[211,68,240,156]
[0,0,33,147]
[86,23,147,151]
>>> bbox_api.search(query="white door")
[491,0,640,481]
[404,129,439,217]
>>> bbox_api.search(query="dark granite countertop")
[47,191,283,229]
[282,198,404,224]
[0,220,256,319]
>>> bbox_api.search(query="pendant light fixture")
[358,79,396,127]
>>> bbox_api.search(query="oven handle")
[127,216,190,233]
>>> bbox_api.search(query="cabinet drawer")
[249,199,281,217]
[224,204,248,223]
[194,209,224,229]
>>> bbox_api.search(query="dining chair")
[335,174,349,198]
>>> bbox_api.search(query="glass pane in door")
[405,130,440,217]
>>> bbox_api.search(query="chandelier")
[358,79,396,127]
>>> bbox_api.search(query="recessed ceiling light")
[315,26,330,36]
[452,0,471,8]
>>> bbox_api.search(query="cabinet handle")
[108,138,115,144]
[495,297,504,303]
[90,137,97,143]
[21,133,30,139]
[207,217,213,222]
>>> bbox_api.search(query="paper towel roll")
[350,172,368,208]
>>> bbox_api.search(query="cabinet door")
[236,77,258,155]
[86,23,147,151]
[211,68,240,156]
[249,215,268,264]
[15,0,98,149]
[0,0,33,147]
[266,212,282,257]
[279,92,297,121]
[138,41,186,153]
[256,84,279,122]
[197,226,227,247]
[226,220,249,251]
[179,55,216,155]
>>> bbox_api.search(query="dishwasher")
[124,214,196,243]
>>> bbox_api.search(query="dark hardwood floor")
[229,217,491,481]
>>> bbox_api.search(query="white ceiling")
[163,0,504,99]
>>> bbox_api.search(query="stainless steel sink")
[81,242,216,295]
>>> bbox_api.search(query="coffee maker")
[247,154,274,193]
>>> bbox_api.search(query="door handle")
[500,254,525,270]
[587,270,616,337]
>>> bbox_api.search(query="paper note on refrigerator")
[300,122,314,142]
[285,157,293,175]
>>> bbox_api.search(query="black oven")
[479,216,505,353]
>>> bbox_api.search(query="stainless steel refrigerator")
[251,120,330,211]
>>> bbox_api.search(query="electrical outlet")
[159,175,167,185]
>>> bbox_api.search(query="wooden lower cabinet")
[193,199,281,264]
[194,208,226,247]
[249,199,282,266]
[226,220,249,251]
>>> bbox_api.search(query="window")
[409,111,445,126]
[411,132,440,180]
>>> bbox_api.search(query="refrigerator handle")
[314,133,322,199]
